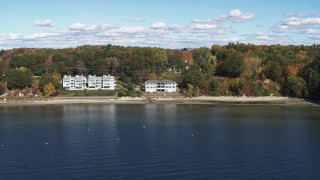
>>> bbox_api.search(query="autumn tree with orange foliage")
[181,51,193,64]
[287,64,305,76]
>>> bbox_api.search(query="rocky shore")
[0,96,318,106]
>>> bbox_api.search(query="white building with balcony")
[144,80,177,93]
[88,75,102,89]
[87,75,116,90]
[63,74,116,90]
[102,75,116,90]
[63,75,87,90]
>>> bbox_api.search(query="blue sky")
[0,0,320,49]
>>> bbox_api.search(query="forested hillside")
[0,43,319,100]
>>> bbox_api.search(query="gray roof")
[103,75,114,80]
[74,75,86,81]
[145,80,176,84]
[88,75,96,80]
[63,75,72,81]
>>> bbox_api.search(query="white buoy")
[88,128,90,131]
[45,142,48,145]
[191,134,194,137]
[142,125,146,129]
[117,138,120,141]
[1,145,3,147]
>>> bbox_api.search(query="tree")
[185,83,200,97]
[209,79,220,96]
[39,72,62,91]
[229,78,247,96]
[264,60,282,83]
[0,49,4,56]
[9,56,26,69]
[211,44,222,56]
[94,58,111,76]
[286,75,308,97]
[192,47,216,66]
[192,47,216,75]
[0,82,5,95]
[219,54,244,78]
[168,53,186,72]
[182,64,205,89]
[119,72,129,85]
[241,57,261,79]
[0,60,6,81]
[147,73,158,80]
[7,68,33,90]
[300,58,320,99]
[44,83,56,97]
[110,57,119,73]
[43,54,54,72]
[181,51,193,64]
[186,84,194,97]
[75,60,86,75]
[193,87,200,97]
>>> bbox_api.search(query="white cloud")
[23,32,60,39]
[285,13,307,17]
[282,17,320,26]
[230,9,242,17]
[272,25,290,32]
[149,22,166,29]
[302,18,320,25]
[69,23,87,31]
[128,18,145,22]
[308,35,320,42]
[1,14,317,50]
[0,33,20,40]
[193,24,217,30]
[282,17,303,26]
[168,25,187,33]
[272,14,320,37]
[0,22,238,49]
[241,32,307,45]
[34,19,55,27]
[305,29,319,34]
[243,32,274,42]
[107,26,147,36]
[69,23,112,31]
[217,9,255,23]
[192,19,213,24]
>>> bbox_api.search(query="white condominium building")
[88,75,116,90]
[88,75,102,89]
[63,74,116,90]
[62,75,87,90]
[102,75,116,90]
[144,80,177,93]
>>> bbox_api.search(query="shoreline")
[0,96,318,107]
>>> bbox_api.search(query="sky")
[0,0,320,49]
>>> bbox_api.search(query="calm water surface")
[0,104,320,179]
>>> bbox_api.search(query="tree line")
[0,43,319,100]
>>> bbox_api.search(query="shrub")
[50,91,59,97]
[44,83,56,97]
[209,79,220,96]
[59,90,86,96]
[87,90,116,96]
[0,82,5,95]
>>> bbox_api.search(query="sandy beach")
[0,96,318,106]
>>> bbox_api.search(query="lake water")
[0,104,320,179]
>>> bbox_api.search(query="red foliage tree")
[43,54,54,71]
